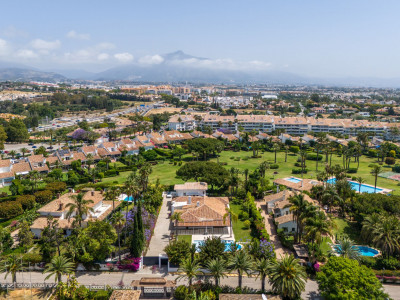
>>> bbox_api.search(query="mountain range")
[1,51,400,87]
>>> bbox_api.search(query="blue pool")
[285,177,302,183]
[124,196,134,202]
[326,178,383,193]
[333,245,379,257]
[193,240,242,252]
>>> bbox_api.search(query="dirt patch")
[0,289,53,300]
[145,107,183,115]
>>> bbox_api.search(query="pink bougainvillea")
[117,257,141,272]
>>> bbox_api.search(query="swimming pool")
[124,196,134,202]
[193,240,242,252]
[285,177,302,183]
[333,245,380,257]
[326,178,383,193]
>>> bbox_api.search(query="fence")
[0,283,174,298]
[177,227,229,236]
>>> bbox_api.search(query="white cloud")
[138,54,164,65]
[16,49,38,59]
[66,30,90,40]
[114,52,134,63]
[97,53,109,61]
[31,39,61,51]
[2,26,28,38]
[96,42,115,50]
[0,39,9,56]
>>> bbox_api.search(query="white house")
[173,182,208,197]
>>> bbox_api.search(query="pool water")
[285,177,302,183]
[124,196,134,202]
[334,245,379,257]
[193,240,242,252]
[326,178,383,193]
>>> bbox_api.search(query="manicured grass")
[229,203,252,242]
[332,217,362,243]
[320,236,333,255]
[177,235,192,244]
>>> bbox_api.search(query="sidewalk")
[255,201,291,258]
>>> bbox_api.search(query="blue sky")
[1,0,400,77]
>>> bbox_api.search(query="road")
[0,271,399,299]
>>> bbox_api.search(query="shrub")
[16,195,36,210]
[239,211,249,221]
[385,157,396,165]
[360,256,377,269]
[243,220,251,229]
[0,192,8,198]
[347,168,358,174]
[0,202,23,219]
[290,145,300,154]
[292,168,308,174]
[174,285,188,300]
[34,190,53,204]
[75,286,90,300]
[392,165,400,173]
[368,149,378,157]
[306,153,323,161]
[104,169,118,177]
[269,164,279,169]
[93,290,110,300]
[23,253,43,264]
[376,256,400,270]
[45,181,67,194]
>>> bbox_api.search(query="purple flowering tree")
[71,129,87,140]
[127,206,156,248]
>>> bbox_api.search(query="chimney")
[91,191,95,196]
[100,190,103,194]
[196,201,200,207]
[57,193,60,198]
[59,203,64,211]
[188,196,192,204]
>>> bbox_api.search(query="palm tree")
[171,212,183,238]
[356,176,365,193]
[111,211,126,261]
[66,193,94,227]
[28,170,41,192]
[227,250,253,289]
[268,255,307,299]
[20,147,29,158]
[272,143,280,163]
[85,153,94,170]
[370,165,382,193]
[9,150,17,159]
[284,145,289,162]
[321,185,342,213]
[43,255,74,283]
[361,213,381,243]
[304,211,333,245]
[254,257,269,292]
[223,206,238,238]
[205,258,227,287]
[330,236,360,260]
[285,193,311,243]
[176,258,203,287]
[1,254,24,284]
[371,215,400,257]
[105,186,119,211]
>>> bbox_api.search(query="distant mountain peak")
[162,50,206,61]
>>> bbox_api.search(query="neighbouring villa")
[30,190,121,237]
[273,177,322,193]
[173,182,208,197]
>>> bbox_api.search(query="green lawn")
[177,235,192,244]
[229,203,252,241]
[332,217,362,244]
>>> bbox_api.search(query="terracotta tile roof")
[273,178,322,192]
[32,165,49,172]
[0,159,11,168]
[12,162,32,174]
[0,171,14,179]
[31,216,75,230]
[28,154,45,163]
[174,182,208,191]
[37,193,77,213]
[46,156,60,165]
[102,142,116,148]
[275,213,294,225]
[264,190,295,203]
[219,294,282,300]
[109,290,141,300]
[96,148,109,157]
[135,135,153,147]
[81,146,96,154]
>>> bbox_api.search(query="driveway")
[256,201,291,257]
[146,193,172,256]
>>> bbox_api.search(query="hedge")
[292,168,308,174]
[392,165,400,173]
[269,164,279,169]
[34,190,53,204]
[0,202,23,219]
[45,181,67,194]
[16,195,36,210]
[385,157,396,165]
[306,153,323,161]
[346,168,358,174]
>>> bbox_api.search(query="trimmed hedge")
[292,168,308,174]
[16,195,36,210]
[34,190,53,204]
[346,168,358,174]
[269,164,279,169]
[306,153,323,161]
[0,202,23,219]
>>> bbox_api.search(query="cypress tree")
[137,200,145,246]
[130,210,140,257]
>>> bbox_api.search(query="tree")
[164,240,191,266]
[304,211,333,245]
[272,143,280,163]
[370,165,382,193]
[44,255,74,283]
[111,211,126,262]
[6,118,29,143]
[171,212,183,237]
[329,236,360,260]
[40,216,64,260]
[186,138,224,161]
[177,258,203,287]
[268,255,307,299]
[356,176,365,193]
[0,227,13,254]
[228,250,253,289]
[223,206,238,238]
[316,257,388,299]
[371,214,400,257]
[66,193,94,227]
[18,221,34,251]
[0,125,7,150]
[206,258,227,287]
[285,193,313,243]
[20,147,29,158]
[198,237,226,266]
[105,186,119,211]
[254,257,269,292]
[1,254,24,284]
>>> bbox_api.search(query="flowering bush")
[106,263,115,271]
[117,257,141,271]
[127,206,156,245]
[71,129,87,140]
[314,262,320,272]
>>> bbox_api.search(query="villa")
[30,190,121,237]
[173,182,208,197]
[273,177,322,192]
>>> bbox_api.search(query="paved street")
[146,193,172,256]
[0,271,399,299]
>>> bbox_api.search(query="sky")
[1,0,400,78]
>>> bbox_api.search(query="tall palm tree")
[370,165,382,193]
[105,186,119,211]
[171,212,183,237]
[227,250,253,289]
[330,237,360,260]
[28,170,41,193]
[205,258,227,287]
[272,143,280,163]
[285,193,311,243]
[9,150,17,159]
[85,153,94,170]
[356,176,365,193]
[176,258,203,287]
[371,215,400,257]
[223,206,238,238]
[268,255,307,299]
[1,254,24,284]
[361,213,381,243]
[111,211,126,262]
[322,185,342,213]
[66,193,94,227]
[254,257,269,292]
[284,145,290,162]
[43,255,74,283]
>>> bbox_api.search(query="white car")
[166,194,172,199]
